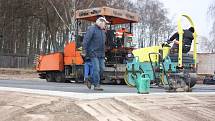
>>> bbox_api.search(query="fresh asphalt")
[0,79,214,93]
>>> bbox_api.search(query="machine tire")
[183,72,197,88]
[75,68,84,83]
[124,70,135,87]
[185,78,196,88]
[115,79,122,85]
[38,73,46,79]
[46,72,55,82]
[55,72,66,83]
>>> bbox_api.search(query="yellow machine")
[125,14,197,92]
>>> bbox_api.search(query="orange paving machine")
[36,42,83,82]
[36,6,139,83]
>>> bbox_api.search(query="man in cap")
[83,16,109,91]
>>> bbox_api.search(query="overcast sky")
[160,0,213,39]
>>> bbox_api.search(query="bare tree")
[208,1,215,53]
[0,0,175,67]
[0,0,76,54]
[135,0,174,47]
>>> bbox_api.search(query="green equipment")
[124,14,197,92]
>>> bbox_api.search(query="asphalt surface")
[0,79,215,93]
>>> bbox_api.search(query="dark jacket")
[83,25,106,58]
[168,29,194,46]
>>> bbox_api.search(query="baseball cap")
[97,17,109,23]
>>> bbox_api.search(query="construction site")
[0,0,215,121]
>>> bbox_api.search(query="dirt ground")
[77,94,215,121]
[0,68,40,80]
[0,91,97,121]
[1,91,215,121]
[0,68,98,121]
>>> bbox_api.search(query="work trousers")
[90,57,105,86]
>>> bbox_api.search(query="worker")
[115,28,127,47]
[116,28,126,38]
[167,27,195,53]
[82,16,109,91]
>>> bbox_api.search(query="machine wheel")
[124,70,135,87]
[38,73,46,79]
[185,78,196,88]
[183,72,197,88]
[167,71,197,92]
[115,79,122,85]
[75,68,84,83]
[55,72,66,83]
[46,72,55,82]
[168,76,187,92]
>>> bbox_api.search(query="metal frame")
[177,14,197,67]
[75,6,139,25]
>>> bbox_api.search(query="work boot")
[94,85,103,91]
[84,78,91,89]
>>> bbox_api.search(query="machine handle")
[148,52,170,87]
